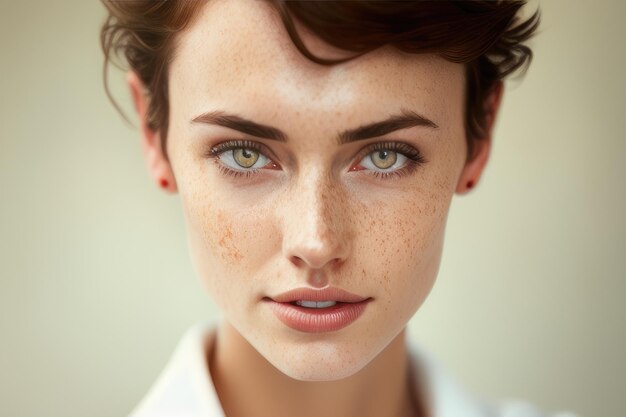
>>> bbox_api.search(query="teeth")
[295,300,337,308]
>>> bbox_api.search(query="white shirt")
[129,323,579,417]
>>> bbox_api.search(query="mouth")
[263,287,372,333]
[266,286,370,304]
[292,300,340,308]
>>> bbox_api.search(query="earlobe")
[455,81,503,194]
[455,138,491,194]
[126,71,177,193]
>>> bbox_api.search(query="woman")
[101,1,573,416]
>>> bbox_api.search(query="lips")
[264,287,372,333]
[267,287,369,304]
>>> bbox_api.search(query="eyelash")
[206,140,267,179]
[358,141,425,180]
[205,139,426,181]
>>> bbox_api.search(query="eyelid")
[348,140,426,181]
[209,139,270,158]
[353,140,424,165]
[206,139,280,177]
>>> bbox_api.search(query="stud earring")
[159,178,169,188]
[467,180,475,189]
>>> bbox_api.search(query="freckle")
[218,226,233,248]
[229,249,243,262]
[217,224,243,262]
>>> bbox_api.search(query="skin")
[128,0,503,416]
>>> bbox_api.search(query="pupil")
[242,149,253,159]
[379,151,388,159]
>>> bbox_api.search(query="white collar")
[129,322,503,417]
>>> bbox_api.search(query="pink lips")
[264,287,372,333]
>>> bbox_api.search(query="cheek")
[173,152,256,266]
[355,186,450,312]
[211,207,279,272]
[212,210,244,263]
[180,183,279,296]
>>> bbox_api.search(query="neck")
[209,321,424,417]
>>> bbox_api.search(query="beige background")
[1,1,624,416]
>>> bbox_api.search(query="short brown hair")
[100,0,539,160]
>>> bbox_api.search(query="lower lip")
[266,299,371,333]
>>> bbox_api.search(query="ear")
[456,81,504,194]
[126,71,177,193]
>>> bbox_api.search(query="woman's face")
[154,0,478,380]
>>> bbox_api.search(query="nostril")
[290,256,304,267]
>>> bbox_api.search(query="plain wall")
[1,1,624,416]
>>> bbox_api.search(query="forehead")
[169,0,464,124]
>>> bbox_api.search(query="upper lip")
[267,287,370,303]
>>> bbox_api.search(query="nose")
[280,171,351,274]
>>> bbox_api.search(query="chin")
[261,339,379,381]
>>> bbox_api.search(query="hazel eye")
[233,148,260,168]
[360,149,408,172]
[217,146,271,171]
[370,150,397,169]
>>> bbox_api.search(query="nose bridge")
[281,167,350,271]
[305,170,339,232]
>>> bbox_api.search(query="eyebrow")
[191,108,438,145]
